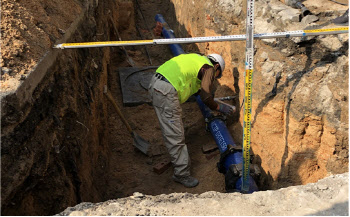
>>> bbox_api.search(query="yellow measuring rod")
[242,0,255,193]
[54,27,348,49]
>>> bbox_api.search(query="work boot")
[332,9,349,26]
[172,175,199,188]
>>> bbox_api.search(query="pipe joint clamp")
[205,114,226,132]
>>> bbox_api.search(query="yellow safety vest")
[156,54,213,103]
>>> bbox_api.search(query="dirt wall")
[1,0,348,215]
[168,0,349,189]
[1,0,132,215]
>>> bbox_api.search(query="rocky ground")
[58,173,349,216]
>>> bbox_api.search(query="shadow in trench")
[256,148,317,190]
[279,41,315,185]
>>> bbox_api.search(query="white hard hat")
[207,53,225,73]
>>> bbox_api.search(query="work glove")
[218,103,235,115]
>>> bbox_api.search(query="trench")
[1,0,348,216]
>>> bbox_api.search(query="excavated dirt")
[0,0,83,95]
[1,0,349,216]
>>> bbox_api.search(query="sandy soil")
[0,0,82,93]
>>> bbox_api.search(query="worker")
[148,53,234,188]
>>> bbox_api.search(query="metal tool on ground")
[109,15,136,67]
[104,88,149,155]
[214,96,236,101]
[54,27,348,49]
[214,98,236,113]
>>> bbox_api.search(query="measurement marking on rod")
[54,27,348,49]
[242,0,255,193]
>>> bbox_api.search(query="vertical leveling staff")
[242,0,255,193]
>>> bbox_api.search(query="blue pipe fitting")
[196,96,258,193]
[155,14,259,193]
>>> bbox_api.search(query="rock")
[317,184,328,190]
[339,149,348,158]
[218,0,242,16]
[1,67,12,74]
[68,211,87,216]
[338,33,349,43]
[261,61,284,81]
[261,5,272,18]
[254,18,278,43]
[259,52,269,62]
[58,28,65,34]
[132,192,145,199]
[278,8,301,24]
[319,36,342,51]
[269,1,290,14]
[316,84,334,114]
[281,48,295,57]
[301,15,319,26]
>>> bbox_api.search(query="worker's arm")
[199,66,219,111]
[199,65,235,115]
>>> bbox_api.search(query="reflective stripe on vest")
[156,54,213,103]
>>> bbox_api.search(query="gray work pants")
[148,74,190,177]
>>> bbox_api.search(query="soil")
[0,0,83,94]
[104,0,228,199]
[1,0,348,215]
[103,0,349,199]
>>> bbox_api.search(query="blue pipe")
[155,14,258,193]
[155,14,185,56]
[196,96,258,192]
